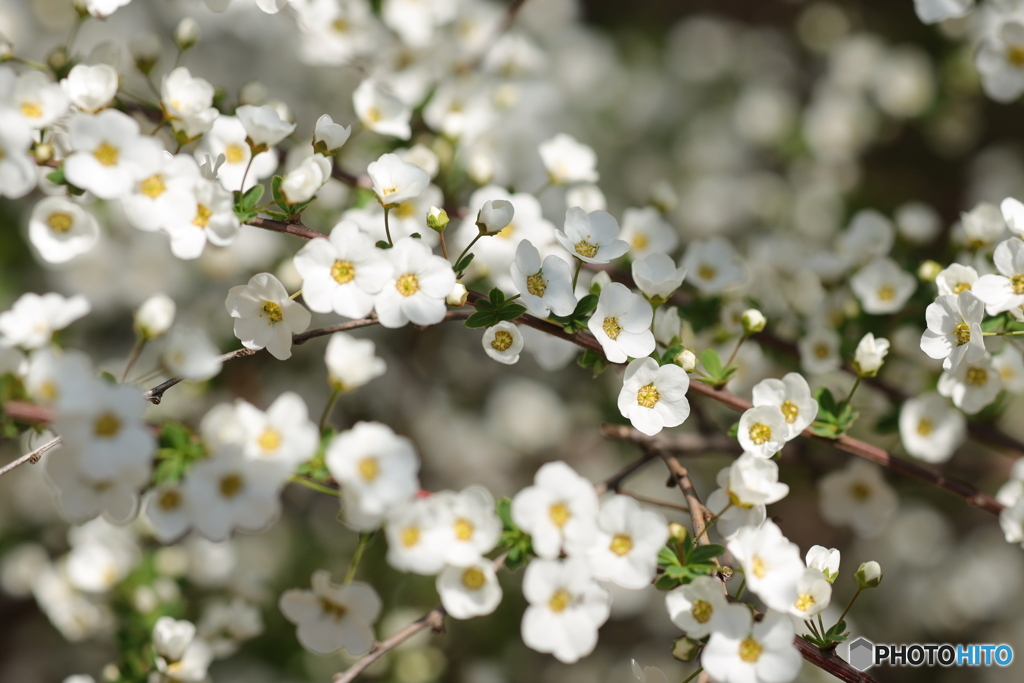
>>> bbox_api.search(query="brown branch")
[617,489,689,513]
[246,217,327,241]
[333,606,447,683]
[661,455,716,547]
[0,436,61,478]
[793,637,879,683]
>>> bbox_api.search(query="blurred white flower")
[681,237,746,294]
[282,153,331,205]
[353,79,412,139]
[520,558,610,663]
[853,332,889,377]
[539,133,599,185]
[182,448,283,542]
[0,111,36,199]
[324,332,386,391]
[974,239,1024,314]
[937,354,1002,414]
[279,570,381,655]
[586,495,668,589]
[850,257,916,315]
[818,460,898,537]
[61,64,118,113]
[632,253,686,302]
[134,294,176,339]
[28,196,100,264]
[899,392,965,464]
[433,486,502,567]
[314,114,352,153]
[64,110,164,200]
[9,70,68,128]
[236,104,296,150]
[511,461,598,560]
[437,561,502,619]
[913,0,973,24]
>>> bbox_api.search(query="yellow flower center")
[332,18,349,32]
[497,222,515,239]
[549,502,570,527]
[548,588,571,612]
[850,482,871,501]
[461,567,486,589]
[966,367,988,386]
[917,418,933,436]
[739,637,763,663]
[332,260,356,285]
[781,400,799,424]
[358,457,379,482]
[395,200,416,219]
[814,343,831,359]
[574,240,598,258]
[749,422,772,445]
[225,144,246,164]
[637,383,660,408]
[602,317,621,340]
[952,282,971,294]
[631,233,649,251]
[219,473,243,498]
[93,142,119,166]
[698,264,716,281]
[401,526,420,547]
[93,412,122,438]
[366,107,383,124]
[395,273,419,297]
[795,593,816,612]
[454,518,474,541]
[692,599,713,624]
[39,381,58,402]
[261,301,283,324]
[47,212,74,233]
[877,285,895,301]
[1008,45,1024,68]
[140,174,166,199]
[1012,274,1024,295]
[20,101,43,119]
[752,556,767,579]
[319,598,348,620]
[257,427,281,453]
[193,204,212,228]
[490,330,514,352]
[526,272,547,297]
[609,534,633,556]
[158,489,182,511]
[953,323,971,345]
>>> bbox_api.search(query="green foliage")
[454,252,475,276]
[296,431,334,482]
[577,348,608,377]
[548,294,598,334]
[696,348,736,388]
[803,619,848,650]
[233,184,264,223]
[659,343,684,366]
[265,175,317,220]
[152,422,206,485]
[465,288,527,329]
[654,539,725,590]
[809,387,858,438]
[45,166,86,196]
[496,498,533,571]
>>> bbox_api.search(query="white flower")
[1000,498,1024,547]
[134,294,175,339]
[325,333,386,391]
[538,133,599,185]
[44,448,148,525]
[437,561,502,619]
[384,496,447,574]
[853,332,889,377]
[122,153,201,235]
[751,372,818,439]
[477,199,515,233]
[960,202,1007,247]
[974,239,1024,314]
[0,293,90,349]
[899,392,966,463]
[353,79,412,139]
[1003,196,1024,237]
[805,546,840,583]
[681,237,746,294]
[447,282,468,306]
[728,453,789,507]
[367,153,430,207]
[174,18,199,50]
[0,111,36,199]
[586,495,668,589]
[293,220,390,318]
[279,570,381,656]
[511,461,599,560]
[937,353,1002,414]
[326,422,419,528]
[589,283,655,363]
[153,617,213,682]
[936,263,978,297]
[182,448,283,542]
[162,327,221,381]
[143,484,192,543]
[64,110,164,200]
[161,67,218,139]
[225,273,312,360]
[555,207,629,264]
[482,322,524,365]
[10,70,68,128]
[850,257,916,314]
[995,345,1024,392]
[665,575,732,639]
[83,0,133,18]
[374,237,455,329]
[837,209,894,267]
[738,405,789,458]
[510,240,576,318]
[282,153,331,205]
[727,521,805,612]
[701,607,802,683]
[165,176,240,260]
[616,357,690,436]
[314,114,352,153]
[798,327,842,375]
[914,0,972,24]
[234,392,319,476]
[433,486,502,567]
[789,567,832,618]
[235,104,295,149]
[632,254,686,302]
[619,206,678,259]
[741,309,766,334]
[818,460,898,537]
[61,64,118,113]
[920,291,985,371]
[976,21,1024,103]
[28,196,100,264]
[195,116,278,191]
[520,558,610,663]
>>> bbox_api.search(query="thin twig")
[0,436,62,478]
[333,607,447,683]
[247,216,327,241]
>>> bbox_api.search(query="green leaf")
[495,303,526,322]
[658,546,681,567]
[700,348,723,378]
[271,175,286,210]
[497,498,516,531]
[573,294,599,317]
[488,287,506,306]
[655,574,682,590]
[46,167,66,186]
[576,349,608,377]
[375,240,392,249]
[465,311,499,328]
[686,544,724,565]
[660,343,684,366]
[454,253,474,273]
[239,184,264,210]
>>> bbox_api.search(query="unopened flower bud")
[313,114,351,154]
[174,18,199,51]
[427,206,449,232]
[672,636,699,662]
[476,199,514,234]
[675,348,697,372]
[239,80,267,106]
[447,283,468,307]
[668,522,688,542]
[741,309,766,334]
[855,560,882,589]
[34,143,54,165]
[917,259,942,282]
[853,332,889,377]
[134,294,176,339]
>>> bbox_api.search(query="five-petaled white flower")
[482,321,524,364]
[616,357,690,436]
[586,494,668,589]
[520,558,610,663]
[279,570,381,656]
[293,220,391,318]
[64,110,164,200]
[920,291,987,371]
[701,606,802,683]
[589,283,655,363]
[511,461,598,560]
[374,237,456,328]
[436,561,503,620]
[225,273,312,360]
[555,207,629,265]
[28,196,100,264]
[510,240,577,319]
[751,373,818,440]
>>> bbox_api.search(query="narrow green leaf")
[465,311,499,329]
[700,348,723,379]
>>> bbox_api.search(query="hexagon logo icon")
[848,637,875,671]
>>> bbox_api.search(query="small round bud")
[855,560,882,589]
[917,259,942,282]
[46,48,68,75]
[34,143,54,165]
[672,636,699,662]
[174,18,199,51]
[427,206,449,232]
[675,348,697,372]
[313,114,351,154]
[668,522,688,542]
[239,80,267,106]
[446,283,469,307]
[134,294,176,339]
[476,199,514,234]
[741,308,766,334]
